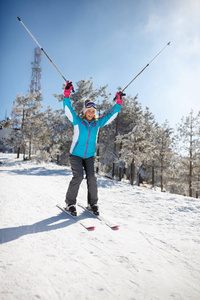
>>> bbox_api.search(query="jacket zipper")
[85,123,91,158]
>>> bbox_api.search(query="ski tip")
[17,16,21,21]
[111,226,119,230]
[87,226,95,231]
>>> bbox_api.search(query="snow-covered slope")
[0,153,200,300]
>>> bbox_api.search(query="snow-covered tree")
[116,104,157,185]
[177,110,200,197]
[7,92,42,159]
[153,121,174,192]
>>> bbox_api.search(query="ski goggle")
[85,102,97,109]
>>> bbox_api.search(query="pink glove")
[115,91,126,105]
[64,81,74,98]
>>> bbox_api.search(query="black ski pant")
[65,155,98,206]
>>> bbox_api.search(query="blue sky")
[0,0,200,127]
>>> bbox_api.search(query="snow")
[0,153,200,300]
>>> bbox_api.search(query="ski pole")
[114,42,171,100]
[17,17,74,92]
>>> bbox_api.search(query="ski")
[78,204,119,230]
[56,205,95,231]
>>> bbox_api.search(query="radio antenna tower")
[30,47,42,101]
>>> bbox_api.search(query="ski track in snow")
[0,153,200,300]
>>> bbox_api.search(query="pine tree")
[7,92,42,159]
[163,132,183,195]
[116,104,157,185]
[153,121,174,192]
[177,110,200,197]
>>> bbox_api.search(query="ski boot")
[88,204,99,216]
[65,204,77,216]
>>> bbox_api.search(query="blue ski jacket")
[63,97,121,159]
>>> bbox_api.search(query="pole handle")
[113,91,126,101]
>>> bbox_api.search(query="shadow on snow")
[0,166,72,177]
[0,211,89,244]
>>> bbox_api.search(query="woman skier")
[63,81,125,216]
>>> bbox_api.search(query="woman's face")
[85,108,96,122]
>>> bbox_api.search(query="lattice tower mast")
[30,47,42,101]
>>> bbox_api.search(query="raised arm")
[98,91,125,127]
[63,81,80,125]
